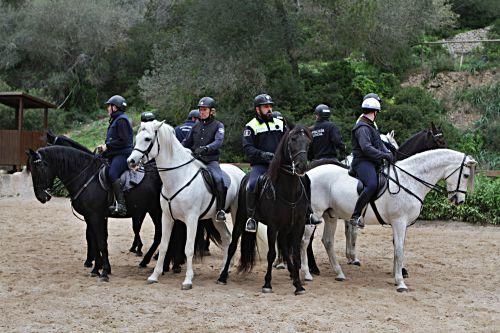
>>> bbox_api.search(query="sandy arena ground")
[0,197,498,332]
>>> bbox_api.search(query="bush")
[420,175,500,224]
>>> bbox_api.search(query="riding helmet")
[197,97,216,108]
[314,104,331,119]
[272,111,283,120]
[254,94,274,108]
[363,93,382,103]
[140,111,156,122]
[361,97,381,112]
[105,95,127,111]
[187,109,200,120]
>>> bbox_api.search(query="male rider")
[348,97,393,228]
[183,97,227,223]
[242,94,286,232]
[97,95,133,216]
[175,109,200,143]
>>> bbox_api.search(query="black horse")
[305,123,447,276]
[217,125,312,295]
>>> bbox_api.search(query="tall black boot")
[348,190,371,229]
[110,179,127,216]
[304,175,321,225]
[245,188,258,233]
[215,184,227,223]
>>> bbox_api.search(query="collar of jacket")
[201,116,215,125]
[109,111,124,122]
[357,115,376,127]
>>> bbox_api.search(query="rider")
[140,111,156,123]
[363,93,396,153]
[175,109,200,143]
[97,95,133,216]
[348,97,393,229]
[309,104,346,167]
[183,97,227,223]
[242,94,286,232]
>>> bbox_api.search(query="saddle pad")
[201,168,231,194]
[98,165,146,192]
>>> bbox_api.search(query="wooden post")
[17,97,24,171]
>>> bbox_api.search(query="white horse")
[127,120,246,290]
[304,149,477,291]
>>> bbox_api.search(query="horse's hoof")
[294,289,306,295]
[216,279,227,285]
[100,275,109,282]
[352,261,361,266]
[139,262,147,268]
[310,268,320,276]
[305,276,313,282]
[129,248,136,253]
[172,267,182,274]
[262,287,273,293]
[181,283,192,290]
[335,277,345,282]
[396,287,408,293]
[90,272,100,277]
[135,251,143,257]
[84,261,93,268]
[147,278,158,284]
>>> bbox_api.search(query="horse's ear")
[390,130,395,138]
[26,148,36,157]
[430,122,438,133]
[154,120,165,130]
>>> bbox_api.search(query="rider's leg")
[304,174,322,225]
[207,161,227,222]
[245,165,267,233]
[108,155,128,216]
[349,161,378,228]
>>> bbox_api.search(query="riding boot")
[245,188,258,233]
[348,190,372,229]
[304,175,322,225]
[110,179,127,216]
[215,184,227,223]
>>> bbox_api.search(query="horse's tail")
[194,219,222,258]
[238,230,257,273]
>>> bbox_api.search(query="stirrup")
[114,203,127,216]
[216,210,226,223]
[245,217,257,233]
[349,216,364,229]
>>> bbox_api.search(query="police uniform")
[309,119,346,164]
[104,111,133,183]
[183,116,228,214]
[243,116,286,192]
[175,119,197,143]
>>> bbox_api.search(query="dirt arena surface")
[0,197,498,332]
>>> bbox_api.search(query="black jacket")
[351,116,390,167]
[309,119,346,160]
[183,117,224,163]
[242,116,286,166]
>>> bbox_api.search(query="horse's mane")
[397,130,427,152]
[267,124,312,184]
[37,145,98,177]
[49,133,93,155]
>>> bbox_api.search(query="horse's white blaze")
[305,149,477,291]
[129,120,246,288]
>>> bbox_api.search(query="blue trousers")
[108,154,129,183]
[246,164,268,192]
[351,160,378,218]
[206,161,228,188]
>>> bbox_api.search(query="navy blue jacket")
[183,117,224,163]
[309,119,346,160]
[351,116,391,167]
[175,120,196,143]
[105,111,133,158]
[242,115,286,166]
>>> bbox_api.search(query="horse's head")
[285,125,312,176]
[381,130,399,150]
[26,149,55,203]
[128,120,165,169]
[429,122,447,149]
[445,154,477,205]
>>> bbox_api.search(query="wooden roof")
[0,92,57,109]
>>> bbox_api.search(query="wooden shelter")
[0,92,57,170]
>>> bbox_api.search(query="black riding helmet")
[187,109,200,120]
[254,94,274,108]
[363,93,382,103]
[314,104,331,119]
[198,97,216,108]
[272,111,283,120]
[105,95,127,111]
[141,111,155,122]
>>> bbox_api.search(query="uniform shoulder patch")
[243,129,252,137]
[218,127,225,134]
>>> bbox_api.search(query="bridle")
[282,129,309,176]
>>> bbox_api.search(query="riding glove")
[260,151,274,163]
[194,146,209,156]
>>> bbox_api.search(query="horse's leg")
[300,224,315,281]
[322,215,345,281]
[130,212,146,256]
[217,221,243,285]
[181,219,198,290]
[263,226,277,293]
[345,219,360,266]
[307,227,320,275]
[84,225,94,268]
[212,219,232,274]
[139,210,162,268]
[392,222,408,292]
[392,236,409,278]
[91,216,111,282]
[291,231,305,295]
[87,221,102,277]
[147,212,174,283]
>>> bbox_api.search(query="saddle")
[98,165,146,192]
[350,167,389,225]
